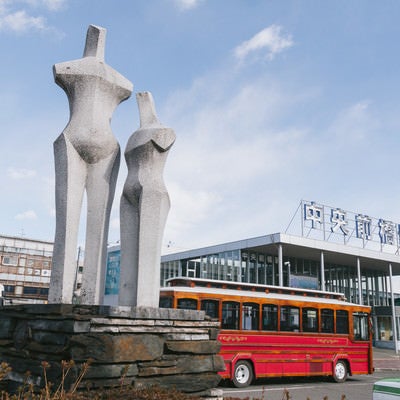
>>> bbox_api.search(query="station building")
[106,200,400,349]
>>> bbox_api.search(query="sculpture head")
[83,25,106,61]
[53,25,107,88]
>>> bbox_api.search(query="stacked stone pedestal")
[0,305,224,397]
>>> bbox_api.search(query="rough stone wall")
[0,305,224,396]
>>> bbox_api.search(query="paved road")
[221,371,397,400]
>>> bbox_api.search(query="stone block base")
[0,304,223,396]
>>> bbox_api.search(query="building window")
[2,255,18,266]
[23,286,39,295]
[3,285,15,294]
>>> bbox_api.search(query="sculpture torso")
[54,57,132,164]
[122,126,175,203]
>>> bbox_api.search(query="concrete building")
[0,235,53,304]
[0,235,84,304]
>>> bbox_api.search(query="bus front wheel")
[233,360,253,388]
[333,360,348,383]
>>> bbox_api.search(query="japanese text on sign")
[303,201,399,247]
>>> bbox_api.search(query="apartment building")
[0,234,53,304]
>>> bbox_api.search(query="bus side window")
[222,301,240,330]
[336,310,349,334]
[262,304,278,331]
[321,309,334,333]
[242,303,259,330]
[159,296,173,308]
[177,298,198,310]
[302,308,318,332]
[353,312,369,341]
[201,299,219,319]
[280,306,300,332]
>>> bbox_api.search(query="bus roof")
[162,277,370,309]
[165,277,345,299]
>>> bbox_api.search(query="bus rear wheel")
[233,360,253,388]
[333,360,348,383]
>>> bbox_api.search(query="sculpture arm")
[151,129,176,152]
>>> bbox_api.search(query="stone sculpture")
[119,92,176,307]
[48,25,133,305]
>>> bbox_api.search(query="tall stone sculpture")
[119,92,176,307]
[48,25,133,305]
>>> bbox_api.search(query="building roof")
[161,232,400,275]
[0,234,53,257]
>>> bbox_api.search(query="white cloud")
[24,0,67,11]
[173,0,203,11]
[0,1,8,14]
[160,64,316,249]
[234,25,293,62]
[0,0,66,34]
[328,100,379,143]
[7,167,37,179]
[163,182,222,251]
[0,9,46,33]
[15,210,38,220]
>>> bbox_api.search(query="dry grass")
[0,362,344,400]
[0,361,205,400]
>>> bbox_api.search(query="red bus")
[160,277,373,387]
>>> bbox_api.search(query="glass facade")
[169,250,280,285]
[105,250,120,295]
[161,249,398,308]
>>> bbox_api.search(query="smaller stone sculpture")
[119,92,176,307]
[49,25,133,305]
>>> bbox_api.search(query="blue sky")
[2,0,400,256]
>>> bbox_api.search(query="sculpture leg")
[119,193,140,306]
[49,135,86,303]
[136,189,170,307]
[79,148,120,305]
